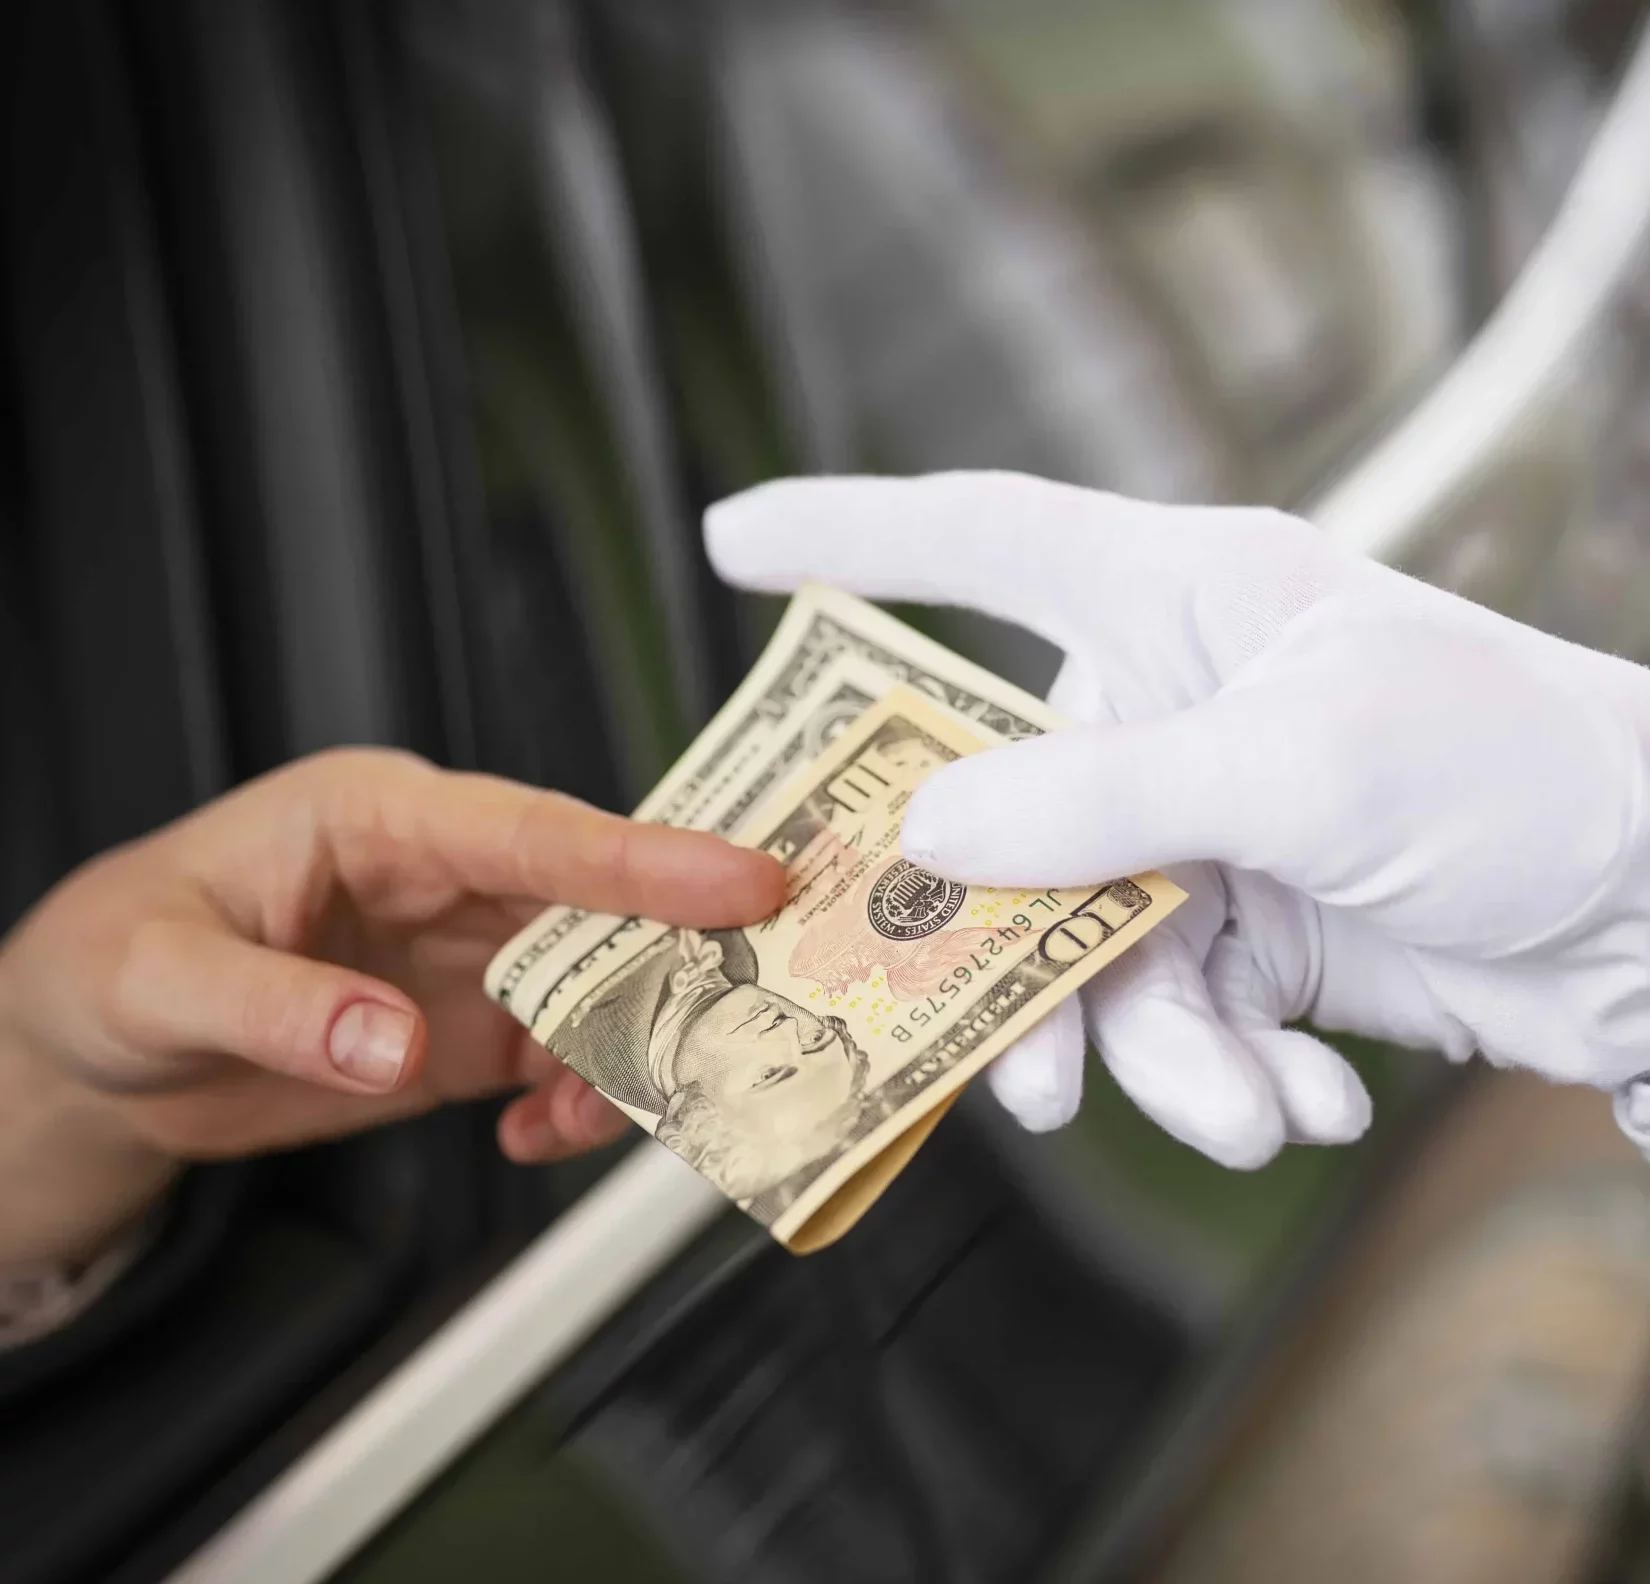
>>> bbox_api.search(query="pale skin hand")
[0,749,785,1268]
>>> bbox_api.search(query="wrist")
[0,1001,180,1269]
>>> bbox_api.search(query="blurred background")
[6,1,1650,1580]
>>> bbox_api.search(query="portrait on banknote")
[548,923,873,1206]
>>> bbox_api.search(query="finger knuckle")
[235,968,323,1066]
[597,812,647,914]
[303,745,432,790]
[104,918,167,1041]
[506,791,567,894]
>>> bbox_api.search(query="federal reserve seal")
[868,859,967,941]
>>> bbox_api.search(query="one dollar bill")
[486,585,1184,1251]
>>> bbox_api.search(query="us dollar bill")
[486,586,1184,1250]
[488,584,1056,1014]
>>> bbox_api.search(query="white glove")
[707,472,1650,1169]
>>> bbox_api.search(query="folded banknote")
[486,585,1183,1251]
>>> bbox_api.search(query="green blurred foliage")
[1055,1034,1428,1289]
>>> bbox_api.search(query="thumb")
[112,919,427,1094]
[901,691,1296,888]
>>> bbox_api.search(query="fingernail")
[329,1002,413,1090]
[510,1113,559,1161]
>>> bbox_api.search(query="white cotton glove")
[706,472,1650,1169]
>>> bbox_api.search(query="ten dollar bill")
[486,588,1184,1250]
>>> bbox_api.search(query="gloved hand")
[707,472,1650,1168]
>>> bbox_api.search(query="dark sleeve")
[0,1165,250,1410]
[0,1158,403,1584]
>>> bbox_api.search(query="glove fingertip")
[1249,1029,1373,1145]
[703,499,777,591]
[898,768,979,872]
[988,1059,1082,1132]
[987,999,1085,1132]
[1096,1000,1288,1170]
[704,479,836,592]
[1197,1119,1286,1171]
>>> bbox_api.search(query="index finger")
[336,756,787,926]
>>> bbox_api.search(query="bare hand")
[0,749,784,1264]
